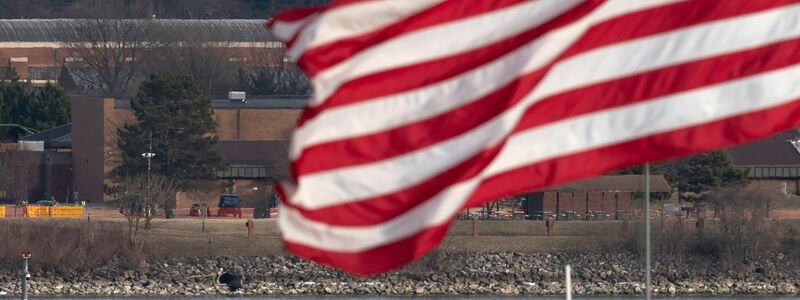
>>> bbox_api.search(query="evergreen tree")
[27,83,71,130]
[113,72,225,188]
[663,151,749,201]
[0,71,71,141]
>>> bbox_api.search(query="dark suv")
[217,194,242,217]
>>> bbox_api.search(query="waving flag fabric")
[268,0,800,275]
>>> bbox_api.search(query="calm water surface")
[17,296,800,300]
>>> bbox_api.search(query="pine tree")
[663,151,749,201]
[0,70,71,141]
[28,83,71,130]
[113,72,225,187]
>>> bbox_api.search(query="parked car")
[217,194,242,218]
[35,200,57,207]
[189,203,204,217]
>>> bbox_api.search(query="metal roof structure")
[0,19,275,42]
[19,123,72,148]
[215,140,290,180]
[726,139,800,179]
[113,96,307,109]
[546,175,672,193]
[727,140,800,166]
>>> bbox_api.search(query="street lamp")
[141,130,156,178]
[141,152,156,178]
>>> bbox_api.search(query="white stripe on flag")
[308,0,583,106]
[283,62,800,252]
[288,0,444,60]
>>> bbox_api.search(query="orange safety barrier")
[51,206,84,218]
[0,206,5,217]
[23,205,84,218]
[24,205,50,217]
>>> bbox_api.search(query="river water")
[16,296,800,299]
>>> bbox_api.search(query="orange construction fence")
[0,206,5,217]
[24,205,84,218]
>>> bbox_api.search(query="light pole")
[141,131,156,179]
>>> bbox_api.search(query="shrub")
[620,187,793,269]
[0,219,152,272]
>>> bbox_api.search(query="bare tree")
[62,19,158,98]
[114,174,177,244]
[245,46,312,95]
[244,66,312,96]
[706,187,780,265]
[154,26,241,94]
[3,151,40,204]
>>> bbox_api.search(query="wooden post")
[202,205,207,233]
[472,216,478,238]
[622,218,629,238]
[546,216,555,237]
[246,218,254,239]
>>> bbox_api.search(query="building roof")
[114,96,307,109]
[0,19,275,42]
[726,140,800,166]
[209,96,307,109]
[214,140,289,180]
[765,129,800,142]
[546,175,672,193]
[19,123,72,148]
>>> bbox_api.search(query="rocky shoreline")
[0,252,798,297]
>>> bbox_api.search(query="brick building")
[0,19,281,85]
[726,136,800,195]
[71,95,304,207]
[522,175,672,220]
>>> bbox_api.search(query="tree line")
[0,71,71,141]
[58,18,311,98]
[0,0,329,19]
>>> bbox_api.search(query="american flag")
[268,0,800,275]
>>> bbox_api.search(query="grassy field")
[4,217,800,259]
[1,218,631,258]
[130,218,632,256]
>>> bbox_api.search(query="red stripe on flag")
[296,0,602,127]
[468,99,800,206]
[558,0,800,59]
[269,7,321,25]
[516,37,800,133]
[283,140,505,226]
[283,222,450,276]
[286,38,800,226]
[293,37,800,178]
[294,0,790,128]
[298,0,529,77]
[283,98,800,276]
